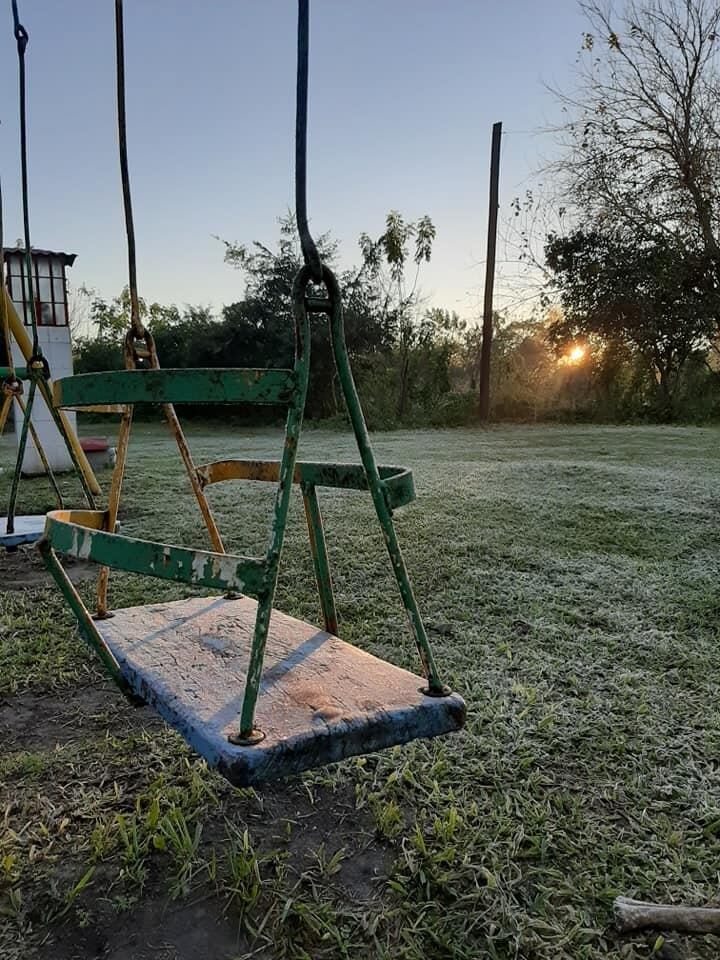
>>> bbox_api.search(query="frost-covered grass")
[1,421,720,959]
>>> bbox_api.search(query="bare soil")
[0,543,95,591]
[4,681,392,960]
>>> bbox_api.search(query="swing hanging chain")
[0,168,24,405]
[115,0,144,344]
[295,0,323,284]
[97,0,225,585]
[289,1,447,696]
[11,0,40,360]
[0,168,16,380]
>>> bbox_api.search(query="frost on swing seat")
[42,497,465,785]
[94,594,465,786]
[0,514,45,548]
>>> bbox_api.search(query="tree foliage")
[556,0,720,264]
[545,229,720,413]
[73,214,470,427]
[358,211,438,418]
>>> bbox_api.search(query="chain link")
[115,0,144,342]
[295,0,323,283]
[11,0,40,357]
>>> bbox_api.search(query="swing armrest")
[196,459,416,509]
[42,510,266,596]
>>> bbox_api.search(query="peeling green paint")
[42,263,453,755]
[53,368,297,408]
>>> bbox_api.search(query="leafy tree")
[73,214,463,427]
[555,0,720,271]
[545,229,720,415]
[222,215,391,419]
[359,211,436,418]
[73,289,207,374]
[486,318,560,420]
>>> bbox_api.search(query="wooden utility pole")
[478,121,502,422]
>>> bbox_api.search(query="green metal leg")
[18,392,63,509]
[36,376,97,509]
[6,377,36,534]
[301,481,338,635]
[324,269,447,695]
[231,590,274,744]
[38,538,130,695]
[233,268,312,739]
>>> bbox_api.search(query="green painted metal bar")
[53,368,297,409]
[301,481,338,634]
[6,367,95,519]
[37,539,130,694]
[197,459,415,509]
[17,391,64,510]
[44,512,266,595]
[0,366,28,379]
[323,268,447,695]
[236,265,312,740]
[6,375,36,535]
[34,374,98,508]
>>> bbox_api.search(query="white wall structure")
[4,247,77,475]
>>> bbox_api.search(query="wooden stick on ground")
[614,897,720,934]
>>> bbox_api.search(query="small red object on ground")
[80,437,109,453]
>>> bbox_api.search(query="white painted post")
[5,248,78,475]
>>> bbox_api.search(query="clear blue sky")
[0,1,586,323]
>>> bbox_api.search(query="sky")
[0,1,588,326]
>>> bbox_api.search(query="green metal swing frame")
[40,265,453,744]
[33,0,464,783]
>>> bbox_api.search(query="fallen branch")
[614,897,720,934]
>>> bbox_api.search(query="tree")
[545,229,720,414]
[73,290,211,374]
[222,215,391,419]
[359,211,436,419]
[73,215,460,427]
[487,317,561,420]
[555,0,720,272]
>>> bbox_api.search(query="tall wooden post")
[478,121,502,422]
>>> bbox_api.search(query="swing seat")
[41,285,466,785]
[1,514,45,548]
[96,594,465,785]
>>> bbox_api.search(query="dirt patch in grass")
[0,543,95,591]
[0,683,162,751]
[1,678,392,960]
[36,890,255,960]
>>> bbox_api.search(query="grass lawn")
[1,421,719,959]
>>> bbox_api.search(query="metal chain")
[11,0,40,358]
[115,0,144,342]
[295,0,323,283]
[0,169,15,372]
[95,0,225,600]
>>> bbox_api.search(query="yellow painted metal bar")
[0,394,12,435]
[3,287,101,496]
[62,404,127,414]
[16,393,59,494]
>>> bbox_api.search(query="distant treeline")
[69,215,720,427]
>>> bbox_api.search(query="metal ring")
[27,354,50,379]
[2,375,23,398]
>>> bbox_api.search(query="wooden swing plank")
[0,514,45,548]
[96,595,466,786]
